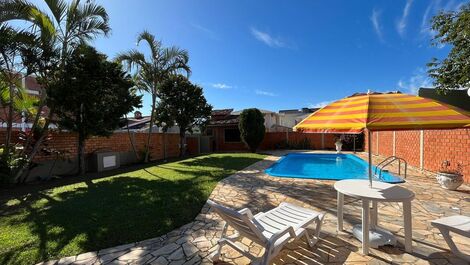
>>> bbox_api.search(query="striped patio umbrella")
[294,92,470,186]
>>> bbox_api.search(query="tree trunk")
[144,95,157,163]
[15,109,53,183]
[125,114,139,161]
[179,129,186,157]
[77,134,86,175]
[163,131,167,161]
[3,83,15,159]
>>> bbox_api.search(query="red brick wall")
[0,131,188,162]
[365,129,470,183]
[376,131,394,157]
[423,129,470,180]
[395,131,421,167]
[211,128,337,152]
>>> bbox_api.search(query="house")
[118,111,193,134]
[278,108,318,129]
[206,108,314,151]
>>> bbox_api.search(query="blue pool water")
[265,153,404,184]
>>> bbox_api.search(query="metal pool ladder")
[374,156,408,180]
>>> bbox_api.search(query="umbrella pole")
[368,130,373,187]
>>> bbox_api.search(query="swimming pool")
[265,153,404,184]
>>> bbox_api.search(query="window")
[224,128,241,142]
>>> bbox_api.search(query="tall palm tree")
[116,31,190,162]
[0,0,110,181]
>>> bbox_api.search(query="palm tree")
[0,0,110,181]
[116,31,190,162]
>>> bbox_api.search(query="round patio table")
[334,179,415,255]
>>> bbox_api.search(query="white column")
[362,199,370,255]
[403,201,413,252]
[419,130,424,170]
[337,192,344,232]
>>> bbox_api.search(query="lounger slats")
[275,208,308,221]
[207,200,324,265]
[269,211,304,224]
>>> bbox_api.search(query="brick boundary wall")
[0,131,189,162]
[365,129,470,183]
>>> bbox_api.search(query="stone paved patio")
[39,151,470,265]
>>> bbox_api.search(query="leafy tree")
[427,3,470,91]
[154,75,212,157]
[116,31,190,162]
[48,45,142,175]
[0,24,38,183]
[239,108,265,153]
[0,0,110,181]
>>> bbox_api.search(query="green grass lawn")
[0,153,266,265]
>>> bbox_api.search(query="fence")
[365,129,470,183]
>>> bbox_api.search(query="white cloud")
[250,27,287,48]
[191,23,218,40]
[255,89,277,97]
[370,8,384,42]
[211,83,233,89]
[397,68,434,94]
[308,101,332,108]
[396,0,413,37]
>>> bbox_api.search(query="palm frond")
[0,0,56,42]
[137,30,161,60]
[75,1,110,37]
[44,0,67,25]
[161,46,191,77]
[115,50,147,71]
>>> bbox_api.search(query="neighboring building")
[278,108,318,129]
[118,111,197,134]
[0,75,44,131]
[419,88,470,112]
[206,108,314,151]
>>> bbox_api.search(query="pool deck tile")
[38,151,470,265]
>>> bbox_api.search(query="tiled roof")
[209,115,239,126]
[211,109,233,116]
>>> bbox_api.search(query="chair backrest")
[207,200,267,244]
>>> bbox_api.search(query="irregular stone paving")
[38,151,470,265]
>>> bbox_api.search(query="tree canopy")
[154,75,212,156]
[48,44,142,174]
[238,108,265,153]
[427,3,470,91]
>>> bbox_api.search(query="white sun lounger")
[431,215,470,262]
[207,200,325,265]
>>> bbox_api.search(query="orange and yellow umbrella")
[294,92,470,186]
[294,92,470,133]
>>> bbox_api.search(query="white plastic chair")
[431,215,470,262]
[207,200,325,265]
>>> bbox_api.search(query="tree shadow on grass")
[0,175,211,265]
[179,155,264,171]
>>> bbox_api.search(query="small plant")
[439,160,463,175]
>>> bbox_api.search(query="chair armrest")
[238,208,254,218]
[269,226,296,244]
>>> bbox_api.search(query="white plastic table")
[334,179,415,255]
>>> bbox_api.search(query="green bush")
[238,108,265,152]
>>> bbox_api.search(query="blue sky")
[39,0,467,115]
